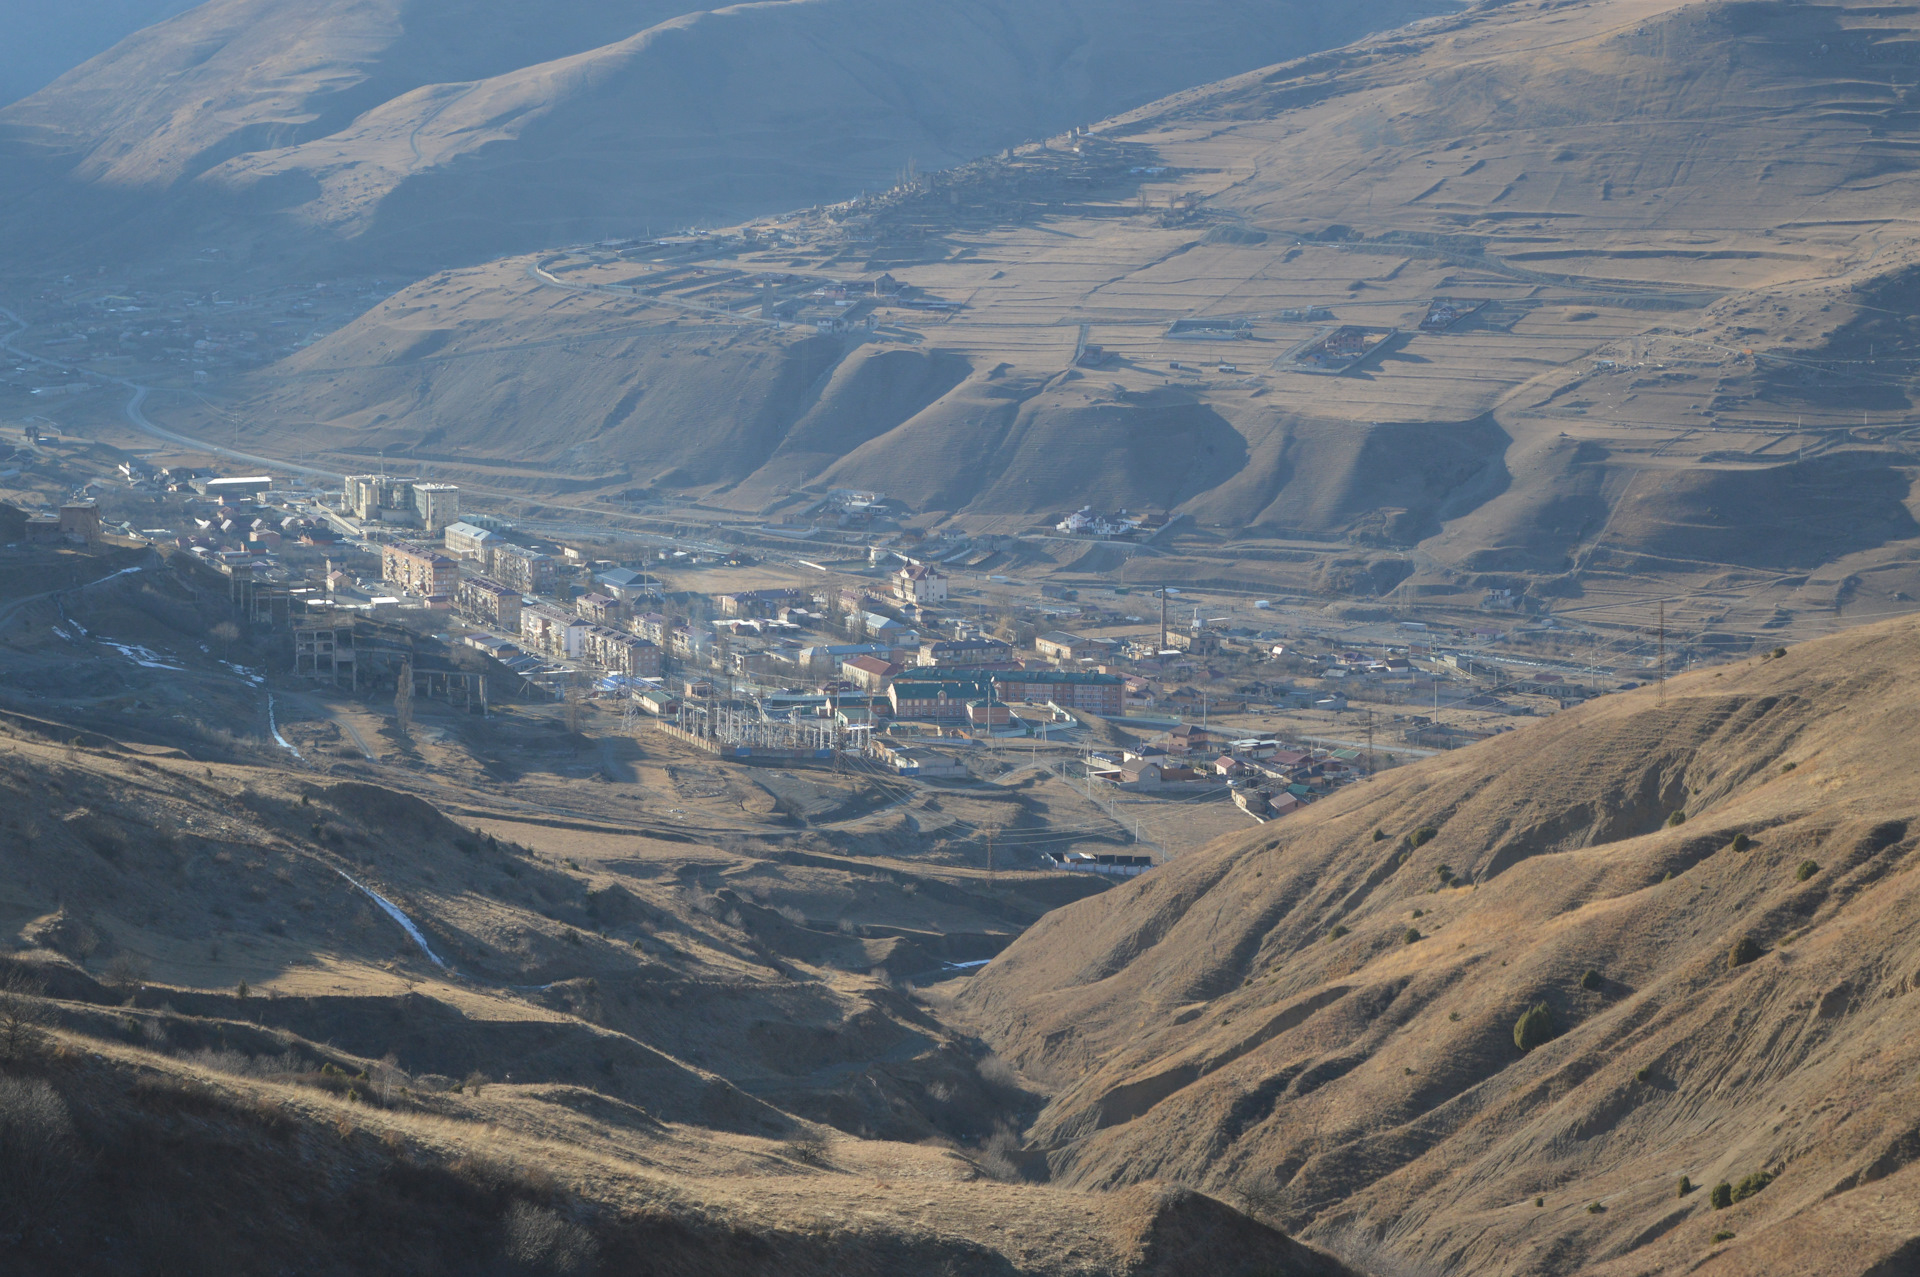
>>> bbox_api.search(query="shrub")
[1781,761,1797,773]
[1728,937,1763,969]
[1435,864,1455,885]
[1731,1170,1773,1202]
[1710,1182,1732,1209]
[1666,811,1688,827]
[1677,1175,1693,1197]
[1796,860,1820,882]
[1772,647,1787,659]
[1636,1066,1652,1083]
[1403,928,1423,945]
[1373,829,1388,842]
[1712,1230,1736,1243]
[1514,1003,1556,1052]
[1411,909,1424,919]
[236,979,250,999]
[782,1134,829,1166]
[1409,827,1437,848]
[1329,925,1349,939]
[0,1077,80,1244]
[1534,1197,1544,1207]
[501,1200,598,1274]
[1731,833,1751,852]
[1586,1203,1605,1214]
[1581,969,1604,992]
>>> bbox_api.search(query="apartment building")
[490,542,556,594]
[381,541,457,597]
[455,576,521,631]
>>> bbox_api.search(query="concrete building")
[490,542,556,595]
[894,563,948,606]
[718,588,809,618]
[920,636,1013,667]
[381,542,457,597]
[456,576,521,631]
[58,501,102,546]
[411,482,460,533]
[521,604,586,658]
[889,678,990,721]
[343,475,418,523]
[443,521,497,562]
[576,592,627,626]
[1034,631,1091,663]
[580,626,660,677]
[990,670,1123,715]
[844,654,902,693]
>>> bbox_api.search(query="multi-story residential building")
[579,626,660,677]
[381,542,457,597]
[575,592,627,625]
[455,576,520,631]
[490,542,555,595]
[920,636,1013,667]
[889,678,991,721]
[894,564,948,606]
[669,628,713,662]
[843,654,902,693]
[343,475,418,523]
[521,604,586,658]
[630,612,679,645]
[411,482,460,533]
[990,670,1124,715]
[443,521,496,563]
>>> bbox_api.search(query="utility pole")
[1159,586,1168,653]
[987,827,995,890]
[1366,709,1375,778]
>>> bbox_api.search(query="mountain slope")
[0,0,201,106]
[954,615,1920,1276]
[210,0,1920,634]
[0,0,1449,277]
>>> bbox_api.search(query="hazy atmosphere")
[3,2,1919,1273]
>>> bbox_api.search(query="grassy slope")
[955,613,1920,1275]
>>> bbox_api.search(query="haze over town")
[3,2,1920,1274]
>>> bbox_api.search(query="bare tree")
[394,659,414,732]
[564,675,588,734]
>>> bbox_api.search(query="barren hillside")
[0,0,1447,279]
[0,550,1351,1276]
[206,0,1920,632]
[955,614,1920,1276]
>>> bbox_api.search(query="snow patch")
[267,693,302,759]
[100,641,183,670]
[335,871,446,968]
